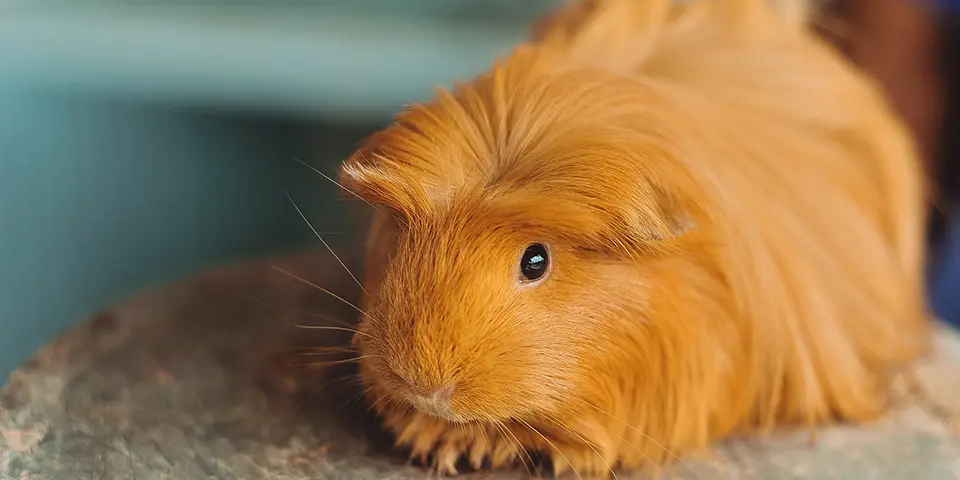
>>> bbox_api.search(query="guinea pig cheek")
[352,265,567,422]
[357,316,550,422]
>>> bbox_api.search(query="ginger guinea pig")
[336,0,930,477]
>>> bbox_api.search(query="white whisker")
[253,300,356,329]
[285,190,368,296]
[269,265,380,325]
[292,324,379,341]
[293,156,381,212]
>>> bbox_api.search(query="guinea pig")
[336,0,930,477]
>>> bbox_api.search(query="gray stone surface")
[1,250,959,479]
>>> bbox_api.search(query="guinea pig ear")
[618,188,698,250]
[338,148,432,222]
[628,185,697,238]
[626,212,696,247]
[648,211,697,241]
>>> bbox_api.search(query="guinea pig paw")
[435,427,522,474]
[397,423,470,475]
[550,445,617,480]
[399,422,447,465]
[465,431,520,471]
[390,414,524,475]
[434,427,515,475]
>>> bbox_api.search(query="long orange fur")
[337,0,930,477]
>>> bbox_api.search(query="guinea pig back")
[335,0,930,477]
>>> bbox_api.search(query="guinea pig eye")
[519,243,550,283]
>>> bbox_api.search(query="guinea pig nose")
[408,382,458,418]
[431,383,456,402]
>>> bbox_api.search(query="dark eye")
[519,243,550,283]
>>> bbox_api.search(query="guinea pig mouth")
[366,356,478,422]
[389,381,473,422]
[405,393,464,422]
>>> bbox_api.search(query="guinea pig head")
[351,207,582,423]
[338,60,701,424]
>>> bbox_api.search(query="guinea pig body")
[338,0,929,477]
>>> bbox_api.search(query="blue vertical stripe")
[930,218,960,327]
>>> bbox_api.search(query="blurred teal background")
[0,1,558,380]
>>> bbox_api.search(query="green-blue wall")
[0,1,557,380]
[0,91,373,379]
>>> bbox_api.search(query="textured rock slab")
[1,251,959,479]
